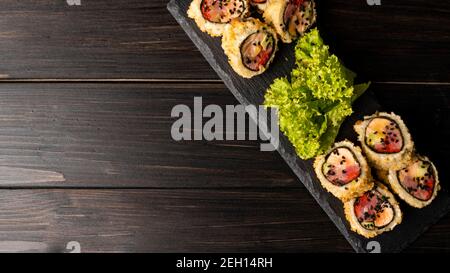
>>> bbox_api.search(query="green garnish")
[264,28,370,159]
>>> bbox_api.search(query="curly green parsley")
[264,29,370,159]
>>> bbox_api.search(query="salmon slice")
[201,0,246,23]
[283,0,315,36]
[397,159,435,201]
[354,190,395,230]
[322,147,361,186]
[365,117,404,154]
[241,31,275,71]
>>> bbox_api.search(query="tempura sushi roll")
[354,112,414,171]
[263,0,316,43]
[250,0,268,12]
[387,155,440,208]
[187,0,250,37]
[222,18,278,78]
[344,182,402,238]
[314,141,373,201]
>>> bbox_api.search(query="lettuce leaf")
[264,28,370,159]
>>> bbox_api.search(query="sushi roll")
[314,141,373,201]
[222,18,278,78]
[354,112,414,171]
[187,0,250,37]
[344,182,402,238]
[250,0,268,13]
[387,155,440,208]
[263,0,317,43]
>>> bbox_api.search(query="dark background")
[0,0,447,252]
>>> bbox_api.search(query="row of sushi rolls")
[188,0,441,238]
[316,113,440,238]
[188,0,316,78]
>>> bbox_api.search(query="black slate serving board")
[167,0,450,253]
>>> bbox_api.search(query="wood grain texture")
[0,188,447,253]
[0,0,216,80]
[0,83,296,188]
[0,0,447,82]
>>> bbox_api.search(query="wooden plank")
[0,82,297,188]
[0,0,447,82]
[0,0,217,80]
[0,82,447,189]
[0,188,447,253]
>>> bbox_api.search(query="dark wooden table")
[0,0,447,252]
